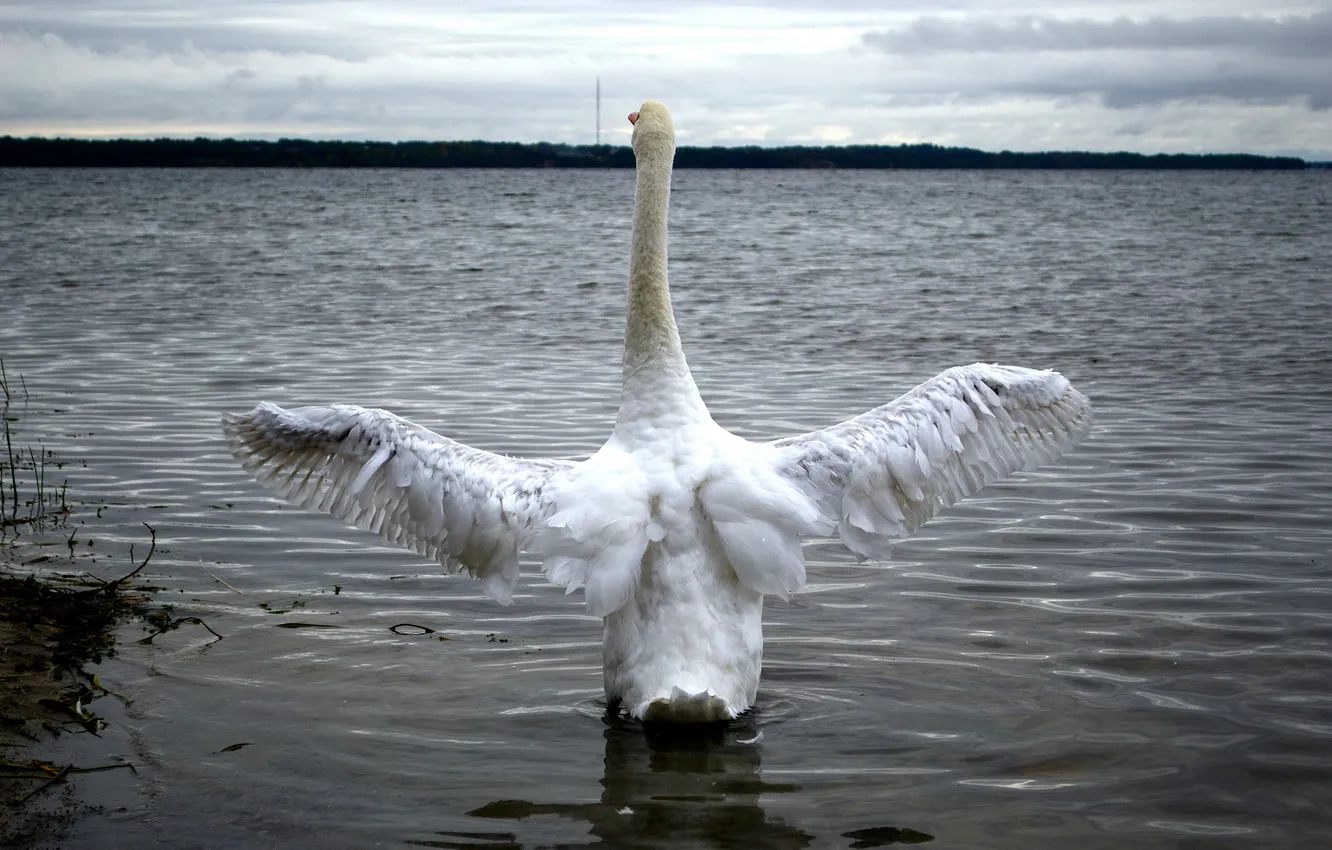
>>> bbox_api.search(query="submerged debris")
[0,527,159,774]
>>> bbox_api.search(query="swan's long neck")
[615,137,707,433]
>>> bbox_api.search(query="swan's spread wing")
[770,363,1092,560]
[222,403,573,604]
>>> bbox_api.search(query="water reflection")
[419,716,811,849]
[410,715,936,849]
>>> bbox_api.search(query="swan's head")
[629,100,675,157]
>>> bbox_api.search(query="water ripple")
[2,168,1330,848]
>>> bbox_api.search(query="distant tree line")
[0,136,1308,170]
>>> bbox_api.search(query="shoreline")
[0,136,1309,170]
[1,369,158,845]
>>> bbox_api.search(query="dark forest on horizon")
[0,136,1310,169]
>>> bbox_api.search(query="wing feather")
[771,363,1091,560]
[222,402,573,604]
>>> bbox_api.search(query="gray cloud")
[223,68,255,89]
[864,12,1332,57]
[862,12,1332,111]
[1069,71,1331,111]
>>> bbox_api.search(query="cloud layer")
[863,12,1332,110]
[2,2,1329,159]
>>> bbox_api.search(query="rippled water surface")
[3,168,1331,848]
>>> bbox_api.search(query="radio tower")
[596,77,601,146]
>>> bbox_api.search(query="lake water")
[2,167,1330,849]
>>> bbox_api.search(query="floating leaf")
[213,743,253,754]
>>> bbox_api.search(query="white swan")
[222,101,1091,724]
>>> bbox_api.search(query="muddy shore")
[0,557,156,847]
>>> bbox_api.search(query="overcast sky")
[2,1,1330,158]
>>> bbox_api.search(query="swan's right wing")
[222,402,574,604]
[769,363,1092,561]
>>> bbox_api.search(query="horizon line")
[0,133,1313,163]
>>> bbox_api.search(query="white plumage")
[222,101,1091,723]
[222,402,570,606]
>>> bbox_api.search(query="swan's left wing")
[222,402,574,604]
[769,363,1092,561]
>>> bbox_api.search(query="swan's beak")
[628,111,639,126]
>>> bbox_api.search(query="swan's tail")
[640,687,734,724]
